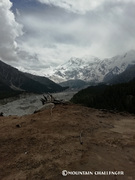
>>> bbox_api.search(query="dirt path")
[0,104,135,180]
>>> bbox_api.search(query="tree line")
[71,80,135,113]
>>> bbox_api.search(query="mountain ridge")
[46,50,135,84]
[0,60,65,98]
[104,64,135,84]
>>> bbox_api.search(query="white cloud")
[37,0,105,13]
[18,0,135,66]
[37,0,135,14]
[0,0,23,61]
[1,0,135,76]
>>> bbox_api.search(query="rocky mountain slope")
[47,50,135,84]
[105,64,135,84]
[0,60,65,97]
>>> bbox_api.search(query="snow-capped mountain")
[46,50,135,83]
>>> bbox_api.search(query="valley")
[0,91,77,116]
[1,0,135,179]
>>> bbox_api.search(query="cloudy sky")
[0,0,135,75]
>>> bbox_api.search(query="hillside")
[105,64,135,84]
[0,60,65,97]
[0,104,135,179]
[59,79,88,89]
[71,79,135,113]
[0,79,20,99]
[24,73,64,92]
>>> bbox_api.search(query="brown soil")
[0,104,135,180]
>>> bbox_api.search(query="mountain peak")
[46,50,135,83]
[68,57,83,65]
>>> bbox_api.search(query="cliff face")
[0,104,135,179]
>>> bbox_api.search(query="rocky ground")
[0,103,135,180]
